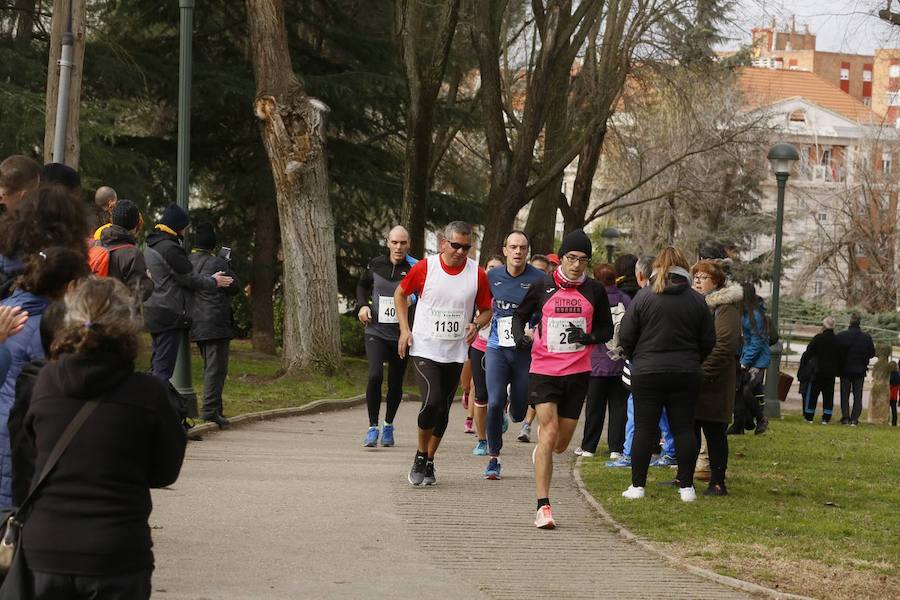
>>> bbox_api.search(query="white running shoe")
[622,485,645,499]
[679,486,697,502]
[578,448,594,458]
[609,452,623,460]
[534,505,556,529]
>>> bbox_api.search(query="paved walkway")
[151,402,754,599]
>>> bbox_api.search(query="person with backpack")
[576,262,631,459]
[143,204,232,384]
[189,223,240,429]
[90,199,153,302]
[0,247,89,509]
[7,277,185,599]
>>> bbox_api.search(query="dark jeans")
[411,357,463,439]
[734,368,765,426]
[30,569,151,600]
[630,372,701,488]
[196,338,230,419]
[580,375,627,454]
[839,376,864,423]
[364,335,408,427]
[150,329,182,382]
[806,376,835,422]
[695,420,728,485]
[891,400,897,426]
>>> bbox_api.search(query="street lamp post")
[600,227,620,263]
[172,0,197,417]
[764,142,800,418]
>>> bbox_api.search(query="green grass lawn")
[579,415,900,600]
[138,338,370,418]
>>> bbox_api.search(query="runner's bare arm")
[466,308,492,344]
[394,285,413,358]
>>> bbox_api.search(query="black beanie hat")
[558,228,592,258]
[111,199,140,230]
[194,222,217,250]
[160,203,190,231]
[41,162,81,192]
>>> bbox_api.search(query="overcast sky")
[724,0,900,55]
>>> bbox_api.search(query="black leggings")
[695,420,729,485]
[630,372,701,488]
[365,335,408,427]
[412,357,463,438]
[580,375,627,454]
[469,347,488,407]
[891,400,897,426]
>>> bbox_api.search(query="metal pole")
[606,244,614,263]
[764,173,788,418]
[51,1,75,164]
[172,0,197,417]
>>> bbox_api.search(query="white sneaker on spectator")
[679,486,697,502]
[622,485,645,499]
[609,452,622,460]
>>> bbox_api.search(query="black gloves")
[516,336,533,352]
[565,324,591,345]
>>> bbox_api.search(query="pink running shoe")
[534,505,556,529]
[464,416,474,434]
[462,391,470,409]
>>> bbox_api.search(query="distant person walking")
[804,317,840,424]
[835,313,875,426]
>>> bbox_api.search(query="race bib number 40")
[497,316,515,347]
[378,296,398,324]
[430,308,466,340]
[546,317,586,353]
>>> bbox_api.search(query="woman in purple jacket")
[576,264,631,458]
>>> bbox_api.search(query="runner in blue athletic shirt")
[482,230,549,480]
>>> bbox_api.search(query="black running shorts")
[527,372,589,420]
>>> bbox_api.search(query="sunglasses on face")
[449,241,472,252]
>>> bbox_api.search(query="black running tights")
[365,335,408,427]
[412,357,463,438]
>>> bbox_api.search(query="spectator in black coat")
[99,199,153,302]
[189,223,240,429]
[835,313,876,426]
[804,316,840,423]
[18,277,186,599]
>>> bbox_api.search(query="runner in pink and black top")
[511,229,613,529]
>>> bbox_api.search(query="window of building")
[883,151,893,173]
[864,96,872,107]
[864,70,873,82]
[881,193,892,211]
[891,64,900,78]
[888,92,900,106]
[818,212,828,222]
[814,281,824,296]
[821,148,831,165]
[789,109,807,123]
[840,68,850,80]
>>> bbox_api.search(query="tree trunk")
[566,125,606,232]
[251,191,279,355]
[245,0,340,374]
[43,0,85,168]
[14,0,37,46]
[400,103,435,258]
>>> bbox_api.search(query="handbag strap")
[17,399,100,516]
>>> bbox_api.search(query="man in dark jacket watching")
[143,204,233,383]
[100,199,153,302]
[804,316,840,424]
[189,222,240,429]
[836,313,876,426]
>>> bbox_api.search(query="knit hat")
[111,199,140,231]
[160,203,190,232]
[41,162,81,192]
[557,229,592,258]
[194,222,217,250]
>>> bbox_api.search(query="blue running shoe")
[473,439,488,456]
[363,427,378,447]
[381,424,395,447]
[605,456,632,468]
[650,454,677,467]
[502,412,509,434]
[484,457,502,480]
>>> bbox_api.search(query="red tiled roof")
[737,67,881,123]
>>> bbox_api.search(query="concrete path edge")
[187,393,381,436]
[571,457,816,600]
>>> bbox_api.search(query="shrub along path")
[151,401,752,599]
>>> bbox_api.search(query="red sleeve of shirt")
[399,259,427,297]
[475,267,492,310]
